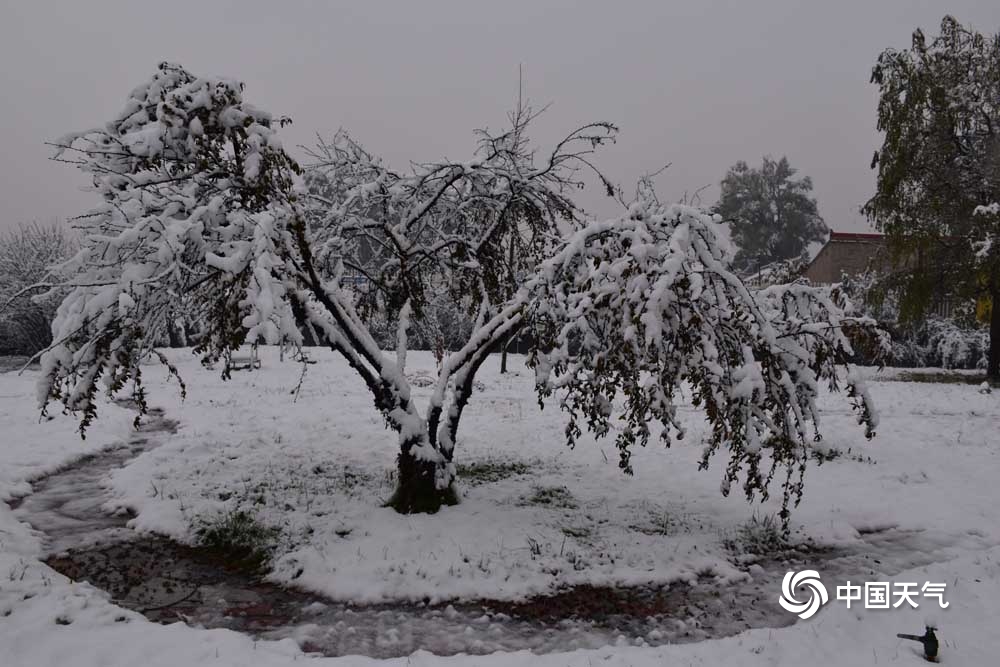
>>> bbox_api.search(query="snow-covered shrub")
[888,305,995,373]
[722,513,788,557]
[840,270,989,370]
[892,317,990,370]
[723,512,819,560]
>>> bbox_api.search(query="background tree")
[0,221,76,355]
[864,16,1000,380]
[38,63,883,523]
[715,156,829,274]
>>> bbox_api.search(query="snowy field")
[2,348,1000,665]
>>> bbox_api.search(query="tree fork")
[386,437,457,514]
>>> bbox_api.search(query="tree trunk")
[989,287,1000,382]
[167,317,185,348]
[500,329,520,374]
[500,237,516,376]
[386,437,458,514]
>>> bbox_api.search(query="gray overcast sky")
[2,1,999,234]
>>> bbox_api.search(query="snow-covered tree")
[715,156,829,274]
[0,222,77,355]
[39,63,884,520]
[865,16,1000,379]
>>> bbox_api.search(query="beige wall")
[804,239,886,284]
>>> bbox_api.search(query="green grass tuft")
[195,509,280,571]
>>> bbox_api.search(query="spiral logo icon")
[778,570,829,619]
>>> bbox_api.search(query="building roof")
[827,231,884,242]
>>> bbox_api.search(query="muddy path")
[7,405,974,658]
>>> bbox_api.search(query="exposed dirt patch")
[12,400,983,658]
[42,532,802,655]
[46,537,325,629]
[455,457,535,485]
[890,370,986,385]
[488,578,794,634]
[13,401,806,656]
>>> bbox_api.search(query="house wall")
[804,237,887,284]
[804,232,970,320]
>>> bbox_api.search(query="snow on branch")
[37,62,619,452]
[522,186,889,522]
[302,111,617,338]
[37,63,306,432]
[973,203,1000,261]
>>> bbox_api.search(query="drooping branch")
[519,189,888,524]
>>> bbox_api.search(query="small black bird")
[897,626,939,662]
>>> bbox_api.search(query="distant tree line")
[0,222,76,356]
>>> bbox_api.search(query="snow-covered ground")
[2,348,999,665]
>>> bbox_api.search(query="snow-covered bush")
[891,318,990,370]
[721,513,788,557]
[0,222,76,356]
[840,270,989,370]
[39,63,886,522]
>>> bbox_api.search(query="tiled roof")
[828,231,884,242]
